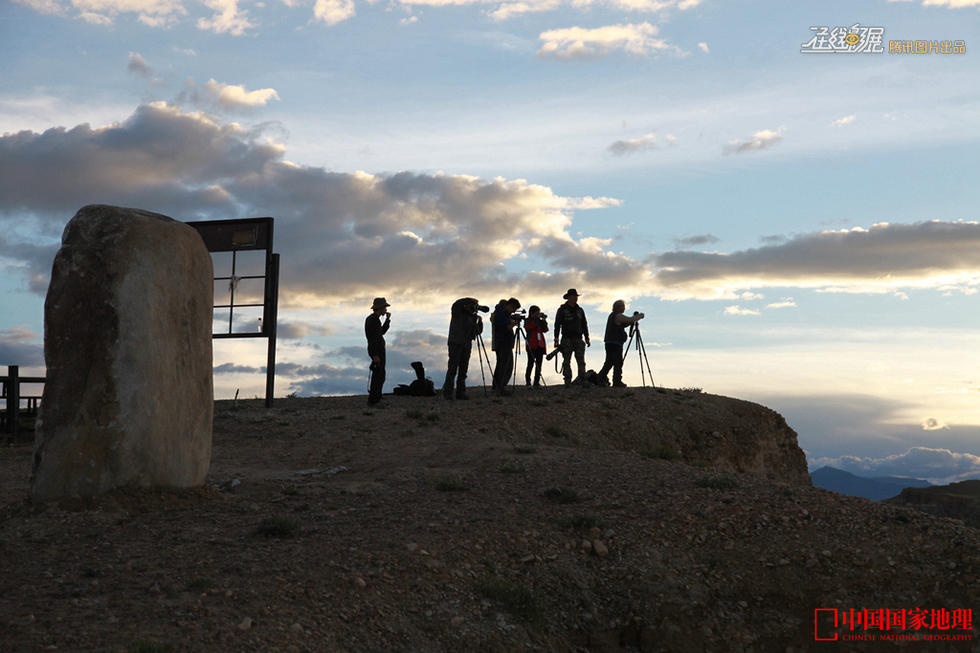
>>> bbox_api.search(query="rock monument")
[32,205,214,500]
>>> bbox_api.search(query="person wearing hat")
[491,297,522,395]
[365,297,391,405]
[553,288,590,387]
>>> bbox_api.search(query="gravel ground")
[1,387,977,652]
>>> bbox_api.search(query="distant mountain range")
[810,466,932,501]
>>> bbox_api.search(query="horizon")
[1,0,978,485]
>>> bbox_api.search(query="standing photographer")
[365,297,391,405]
[524,305,548,387]
[597,299,644,388]
[491,297,521,396]
[443,297,487,400]
[554,288,590,387]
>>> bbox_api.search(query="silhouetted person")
[365,297,391,405]
[597,300,644,387]
[554,288,590,386]
[444,297,486,400]
[491,297,521,396]
[524,305,548,386]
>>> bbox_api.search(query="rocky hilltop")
[1,387,977,652]
[886,479,980,528]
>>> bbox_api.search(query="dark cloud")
[673,234,719,248]
[0,103,638,306]
[655,220,980,298]
[127,52,152,77]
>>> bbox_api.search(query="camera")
[476,304,489,313]
[512,309,527,323]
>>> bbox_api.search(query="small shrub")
[474,575,542,623]
[680,387,703,394]
[643,445,680,461]
[255,515,300,538]
[433,474,467,492]
[186,577,214,592]
[281,485,298,496]
[542,425,568,439]
[406,409,424,420]
[541,486,579,504]
[331,415,346,421]
[424,413,439,423]
[512,445,537,454]
[695,474,739,490]
[529,399,548,407]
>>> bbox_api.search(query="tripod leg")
[476,335,489,396]
[638,332,654,388]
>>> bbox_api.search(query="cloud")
[277,321,334,339]
[202,79,281,109]
[197,0,254,35]
[723,305,759,316]
[653,220,980,299]
[538,23,684,60]
[127,52,152,78]
[314,0,356,25]
[0,326,44,367]
[0,103,649,310]
[608,133,659,155]
[920,0,980,7]
[723,128,784,155]
[810,447,980,484]
[697,41,709,54]
[673,234,718,248]
[394,0,701,21]
[765,298,796,309]
[922,417,950,431]
[831,114,856,128]
[13,0,189,26]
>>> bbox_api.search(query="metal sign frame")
[186,218,280,407]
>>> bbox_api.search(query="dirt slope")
[1,387,977,652]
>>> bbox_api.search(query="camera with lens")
[512,308,527,323]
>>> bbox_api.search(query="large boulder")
[32,205,214,500]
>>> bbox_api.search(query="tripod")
[511,326,527,390]
[622,322,655,387]
[475,332,493,397]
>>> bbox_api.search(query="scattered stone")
[238,617,253,631]
[353,577,367,589]
[593,540,609,557]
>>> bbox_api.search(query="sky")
[1,0,978,483]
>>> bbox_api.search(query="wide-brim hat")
[563,288,580,299]
[372,297,391,309]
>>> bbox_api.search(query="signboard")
[186,218,280,407]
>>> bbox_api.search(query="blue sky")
[1,0,978,482]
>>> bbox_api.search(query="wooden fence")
[1,365,45,437]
